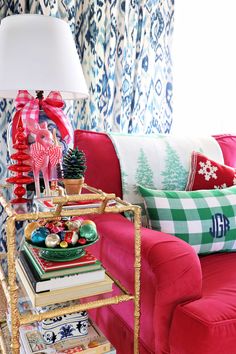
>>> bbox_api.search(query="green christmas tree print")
[161,142,188,190]
[135,148,155,193]
[121,170,129,195]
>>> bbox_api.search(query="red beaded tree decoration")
[6,116,34,203]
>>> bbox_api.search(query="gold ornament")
[24,222,40,240]
[60,240,68,248]
[66,219,82,231]
[81,220,96,228]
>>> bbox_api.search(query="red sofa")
[74,130,236,354]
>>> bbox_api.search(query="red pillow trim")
[186,151,236,191]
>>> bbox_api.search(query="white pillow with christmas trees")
[108,133,224,211]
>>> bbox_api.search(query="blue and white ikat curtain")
[0,0,174,183]
[74,0,174,134]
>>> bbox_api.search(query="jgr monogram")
[209,213,230,238]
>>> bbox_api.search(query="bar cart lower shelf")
[0,185,141,354]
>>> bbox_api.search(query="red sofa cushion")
[170,252,236,354]
[74,129,122,197]
[214,134,236,168]
[73,130,236,353]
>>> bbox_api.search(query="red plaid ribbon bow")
[12,90,73,144]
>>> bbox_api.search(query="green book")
[23,243,102,280]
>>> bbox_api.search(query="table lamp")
[0,14,89,203]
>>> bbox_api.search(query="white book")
[34,268,106,292]
[16,261,113,307]
[17,257,105,293]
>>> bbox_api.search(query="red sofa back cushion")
[74,129,122,197]
[213,134,236,168]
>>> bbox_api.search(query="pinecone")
[62,148,87,179]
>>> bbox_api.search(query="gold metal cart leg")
[6,217,20,354]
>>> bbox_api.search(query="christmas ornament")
[79,224,97,241]
[6,116,33,203]
[45,233,61,248]
[24,222,41,241]
[60,241,68,248]
[64,231,78,245]
[78,237,87,245]
[38,219,48,226]
[46,221,65,234]
[31,227,49,246]
[81,220,96,228]
[66,220,81,231]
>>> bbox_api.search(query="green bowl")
[25,235,99,262]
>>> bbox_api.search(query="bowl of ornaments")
[24,218,99,261]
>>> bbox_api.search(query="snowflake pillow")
[186,151,236,191]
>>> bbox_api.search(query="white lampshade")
[0,14,89,99]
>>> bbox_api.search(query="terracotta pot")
[63,177,84,195]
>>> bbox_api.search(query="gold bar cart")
[0,185,141,354]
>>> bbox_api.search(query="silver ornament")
[45,233,61,248]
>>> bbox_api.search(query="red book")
[23,244,98,272]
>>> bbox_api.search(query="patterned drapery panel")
[74,0,174,134]
[0,0,174,182]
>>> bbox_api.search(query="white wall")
[172,0,236,135]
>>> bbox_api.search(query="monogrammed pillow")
[139,184,236,255]
[186,151,236,190]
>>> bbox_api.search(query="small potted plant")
[62,147,86,195]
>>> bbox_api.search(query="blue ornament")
[59,230,66,241]
[31,227,50,246]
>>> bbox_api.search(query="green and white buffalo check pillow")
[139,185,236,254]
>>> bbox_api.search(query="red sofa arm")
[88,213,202,354]
[146,226,202,353]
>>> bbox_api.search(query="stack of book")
[16,243,113,307]
[19,318,116,354]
